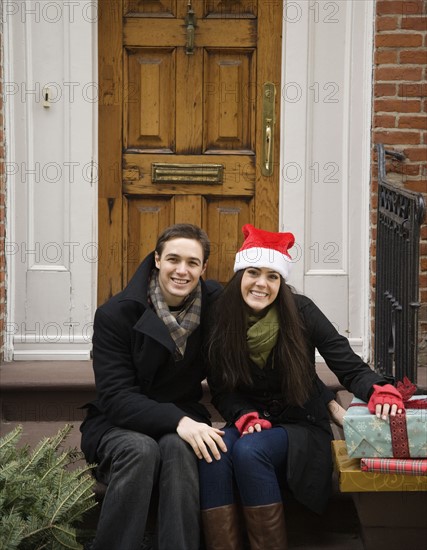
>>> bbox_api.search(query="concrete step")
[1,360,350,437]
[0,360,364,549]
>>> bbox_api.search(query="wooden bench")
[332,440,427,550]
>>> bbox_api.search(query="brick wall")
[372,0,427,367]
[0,21,5,363]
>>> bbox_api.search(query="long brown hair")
[207,270,314,406]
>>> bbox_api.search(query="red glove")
[367,384,405,414]
[235,412,272,435]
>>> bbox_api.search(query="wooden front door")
[98,0,283,304]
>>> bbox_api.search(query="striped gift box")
[360,457,427,476]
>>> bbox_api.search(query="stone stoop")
[0,361,95,452]
[0,360,351,447]
[2,360,425,548]
[0,360,360,547]
[0,360,349,486]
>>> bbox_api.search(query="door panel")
[126,48,176,151]
[98,0,283,303]
[204,49,256,153]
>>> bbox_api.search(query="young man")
[80,224,227,550]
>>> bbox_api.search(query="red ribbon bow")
[390,378,426,458]
[396,377,427,409]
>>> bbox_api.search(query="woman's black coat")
[80,253,222,464]
[208,294,390,514]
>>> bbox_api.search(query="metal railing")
[374,144,426,383]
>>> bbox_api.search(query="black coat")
[80,253,222,464]
[208,294,390,514]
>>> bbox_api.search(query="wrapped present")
[360,457,427,476]
[332,440,427,492]
[343,395,427,458]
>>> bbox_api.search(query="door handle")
[262,83,276,176]
[185,2,196,55]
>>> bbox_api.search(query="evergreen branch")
[40,451,70,482]
[49,424,74,453]
[66,495,98,525]
[21,437,52,473]
[0,510,26,550]
[50,476,95,524]
[1,424,95,549]
[0,425,23,451]
[51,524,82,549]
[22,425,73,474]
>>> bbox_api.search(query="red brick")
[398,114,427,129]
[376,1,424,16]
[419,274,427,289]
[375,98,422,112]
[401,16,427,31]
[374,82,397,97]
[374,114,397,128]
[376,33,423,48]
[393,163,421,175]
[404,146,427,161]
[398,83,427,97]
[375,50,399,64]
[399,50,427,64]
[374,130,421,145]
[376,66,423,81]
[376,16,399,31]
[404,180,427,192]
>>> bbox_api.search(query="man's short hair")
[155,224,211,263]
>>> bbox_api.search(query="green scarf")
[247,305,280,369]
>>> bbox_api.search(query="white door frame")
[3,1,98,360]
[280,0,374,360]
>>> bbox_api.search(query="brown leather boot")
[201,503,243,550]
[243,502,287,550]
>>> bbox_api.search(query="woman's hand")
[176,416,227,462]
[235,412,272,436]
[367,384,405,420]
[327,399,346,427]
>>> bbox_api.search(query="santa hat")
[233,224,295,280]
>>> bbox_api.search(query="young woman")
[199,224,405,550]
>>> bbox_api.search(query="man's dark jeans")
[92,427,200,550]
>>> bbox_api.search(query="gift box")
[332,440,427,492]
[343,396,427,459]
[360,457,427,476]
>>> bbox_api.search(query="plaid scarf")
[149,269,202,360]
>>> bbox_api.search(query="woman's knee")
[232,435,263,466]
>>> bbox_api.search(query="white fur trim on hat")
[234,247,292,280]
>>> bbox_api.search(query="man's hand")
[327,399,346,427]
[176,416,227,463]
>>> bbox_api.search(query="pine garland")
[0,424,97,549]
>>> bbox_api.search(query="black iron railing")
[374,144,426,383]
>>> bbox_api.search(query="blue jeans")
[199,426,289,509]
[92,428,200,550]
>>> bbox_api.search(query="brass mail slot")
[152,163,224,185]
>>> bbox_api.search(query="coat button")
[263,411,271,418]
